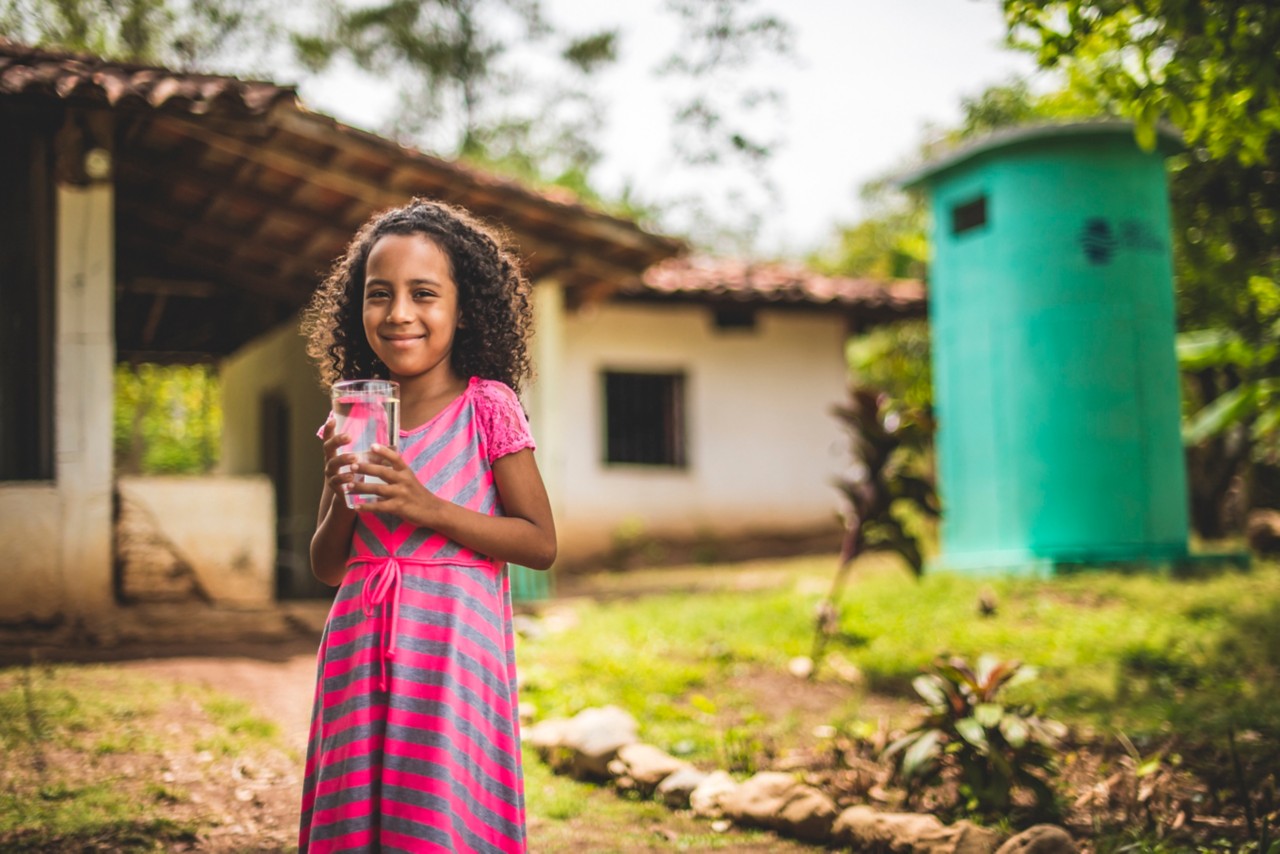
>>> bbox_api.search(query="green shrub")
[886,654,1066,817]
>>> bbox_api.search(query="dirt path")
[112,604,818,853]
[117,647,817,853]
[120,644,320,760]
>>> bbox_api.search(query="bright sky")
[298,1,1041,258]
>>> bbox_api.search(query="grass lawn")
[519,553,1280,849]
[1,552,1276,851]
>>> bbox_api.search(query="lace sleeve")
[473,380,537,463]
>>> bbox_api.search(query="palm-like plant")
[886,654,1066,816]
[810,384,939,668]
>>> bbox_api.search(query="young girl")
[298,198,556,853]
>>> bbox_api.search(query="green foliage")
[0,0,278,69]
[812,209,927,282]
[1179,325,1280,453]
[886,655,1066,816]
[810,372,937,674]
[845,321,933,414]
[294,0,614,184]
[1002,0,1280,165]
[655,0,794,251]
[831,385,939,576]
[113,363,220,475]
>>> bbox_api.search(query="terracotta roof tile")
[0,38,295,116]
[636,256,926,314]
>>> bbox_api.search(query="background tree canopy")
[817,0,1279,538]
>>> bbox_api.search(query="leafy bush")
[113,363,221,474]
[886,654,1066,817]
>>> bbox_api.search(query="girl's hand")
[320,417,359,506]
[348,443,441,526]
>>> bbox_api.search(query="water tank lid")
[896,120,1185,191]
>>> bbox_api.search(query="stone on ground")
[560,705,640,779]
[657,765,709,808]
[606,743,689,794]
[689,769,739,818]
[995,824,1078,854]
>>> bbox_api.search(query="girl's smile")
[363,233,462,386]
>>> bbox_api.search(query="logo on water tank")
[1079,217,1165,265]
[1080,218,1117,265]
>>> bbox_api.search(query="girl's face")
[363,233,462,386]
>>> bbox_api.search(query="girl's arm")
[309,419,360,586]
[350,445,557,570]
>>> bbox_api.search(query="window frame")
[600,369,690,470]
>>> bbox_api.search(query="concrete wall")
[0,183,115,623]
[219,318,329,596]
[116,475,275,606]
[525,281,567,525]
[556,301,849,558]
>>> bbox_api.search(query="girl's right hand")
[320,417,358,504]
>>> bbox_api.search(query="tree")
[113,363,221,474]
[0,0,278,70]
[655,0,794,252]
[293,0,619,185]
[1002,0,1280,164]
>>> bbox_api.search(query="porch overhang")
[1,39,684,363]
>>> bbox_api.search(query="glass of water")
[331,379,400,508]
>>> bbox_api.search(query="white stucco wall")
[0,183,115,623]
[0,486,65,621]
[557,301,849,557]
[220,317,330,596]
[525,281,567,524]
[117,475,275,606]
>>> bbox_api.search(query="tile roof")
[0,38,294,115]
[0,38,685,358]
[634,256,926,316]
[0,38,681,267]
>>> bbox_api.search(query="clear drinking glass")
[331,379,401,509]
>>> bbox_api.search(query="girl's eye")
[414,289,434,300]
[365,288,389,300]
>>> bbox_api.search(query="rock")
[606,743,689,794]
[916,819,1004,854]
[832,805,946,852]
[995,825,1078,854]
[1247,509,1280,555]
[657,765,709,809]
[523,717,571,754]
[560,705,639,780]
[947,821,1004,854]
[689,770,739,818]
[718,771,838,843]
[720,771,799,826]
[777,784,838,843]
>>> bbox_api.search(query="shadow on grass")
[1,818,198,853]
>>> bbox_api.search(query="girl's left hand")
[348,444,441,527]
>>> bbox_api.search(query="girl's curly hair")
[301,198,535,393]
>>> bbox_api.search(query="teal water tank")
[902,121,1189,574]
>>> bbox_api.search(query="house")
[547,255,926,567]
[0,39,923,634]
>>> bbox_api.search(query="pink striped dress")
[300,376,535,853]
